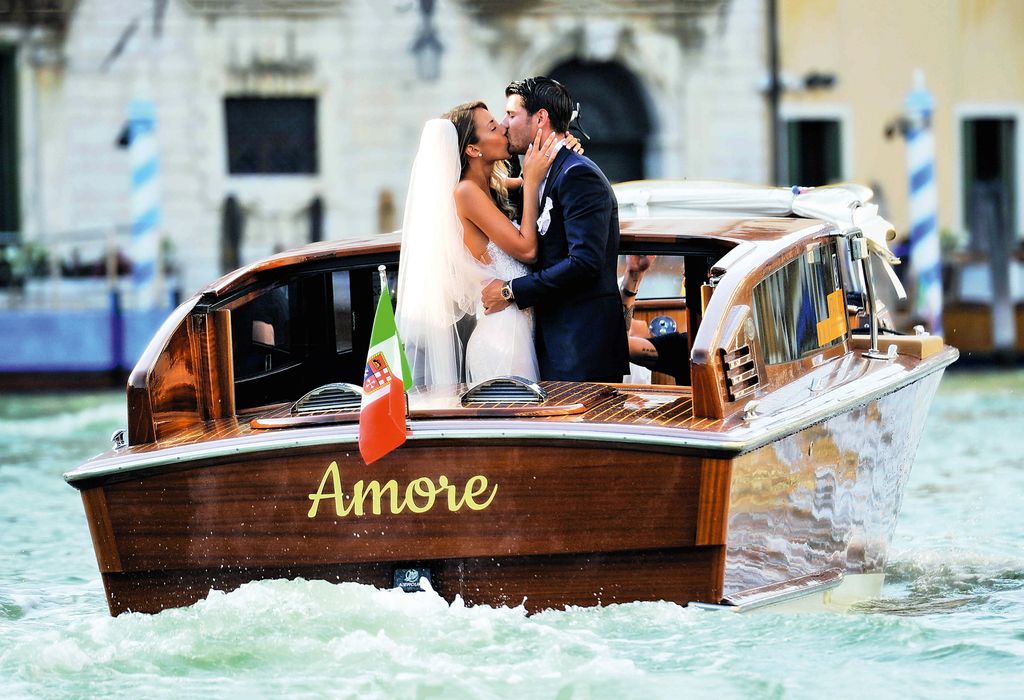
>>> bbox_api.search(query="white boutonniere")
[537,197,554,236]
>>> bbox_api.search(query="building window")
[0,47,20,234]
[961,118,1016,248]
[752,241,846,365]
[786,119,842,187]
[225,97,318,175]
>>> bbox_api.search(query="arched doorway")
[549,60,653,183]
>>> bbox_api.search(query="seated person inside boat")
[619,253,692,386]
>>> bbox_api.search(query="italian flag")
[358,271,413,465]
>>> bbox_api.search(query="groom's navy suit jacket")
[509,148,629,382]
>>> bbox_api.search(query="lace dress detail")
[465,242,539,383]
[483,241,533,323]
[486,241,529,285]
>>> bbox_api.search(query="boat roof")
[204,232,404,297]
[620,215,824,243]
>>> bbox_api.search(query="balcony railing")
[0,225,178,310]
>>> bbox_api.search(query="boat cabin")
[125,214,890,446]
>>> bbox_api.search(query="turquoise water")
[1,372,1022,699]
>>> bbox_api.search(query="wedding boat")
[65,181,957,615]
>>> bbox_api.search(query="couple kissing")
[396,76,629,387]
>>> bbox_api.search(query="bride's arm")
[504,136,581,192]
[455,132,561,264]
[455,182,537,263]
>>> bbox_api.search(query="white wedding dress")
[466,241,539,383]
[395,119,539,387]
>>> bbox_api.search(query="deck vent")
[461,376,547,405]
[291,383,363,415]
[720,345,760,401]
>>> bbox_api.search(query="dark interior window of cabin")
[332,265,400,391]
[232,283,294,382]
[229,265,401,411]
[333,271,353,353]
[224,97,318,175]
[232,272,339,409]
[753,241,846,365]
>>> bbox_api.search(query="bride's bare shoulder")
[453,180,492,211]
[454,180,484,199]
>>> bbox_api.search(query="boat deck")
[119,382,726,457]
[538,385,718,430]
[69,346,959,486]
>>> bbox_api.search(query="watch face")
[501,284,512,300]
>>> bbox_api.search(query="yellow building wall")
[780,0,1024,240]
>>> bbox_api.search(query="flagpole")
[377,263,408,415]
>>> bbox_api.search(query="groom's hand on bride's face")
[481,279,509,315]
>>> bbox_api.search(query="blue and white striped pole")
[905,71,942,335]
[128,98,162,307]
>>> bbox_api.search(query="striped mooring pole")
[128,98,162,307]
[905,71,942,335]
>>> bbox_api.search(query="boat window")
[616,254,691,385]
[333,271,353,353]
[229,264,401,412]
[333,267,395,358]
[616,255,685,300]
[752,241,847,365]
[232,283,294,381]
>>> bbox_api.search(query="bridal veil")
[396,119,487,386]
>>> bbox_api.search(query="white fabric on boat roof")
[614,180,906,299]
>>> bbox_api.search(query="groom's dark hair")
[505,76,574,133]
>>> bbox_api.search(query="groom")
[482,76,629,383]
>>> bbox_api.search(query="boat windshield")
[752,239,847,365]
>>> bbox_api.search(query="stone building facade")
[2,0,770,297]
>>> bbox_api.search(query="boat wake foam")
[855,548,1024,616]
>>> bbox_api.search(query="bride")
[396,101,570,386]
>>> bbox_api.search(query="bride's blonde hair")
[442,101,515,220]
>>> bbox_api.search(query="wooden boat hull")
[81,442,727,614]
[76,370,944,616]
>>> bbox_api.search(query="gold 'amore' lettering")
[307,461,498,518]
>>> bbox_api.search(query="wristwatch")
[500,281,515,302]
